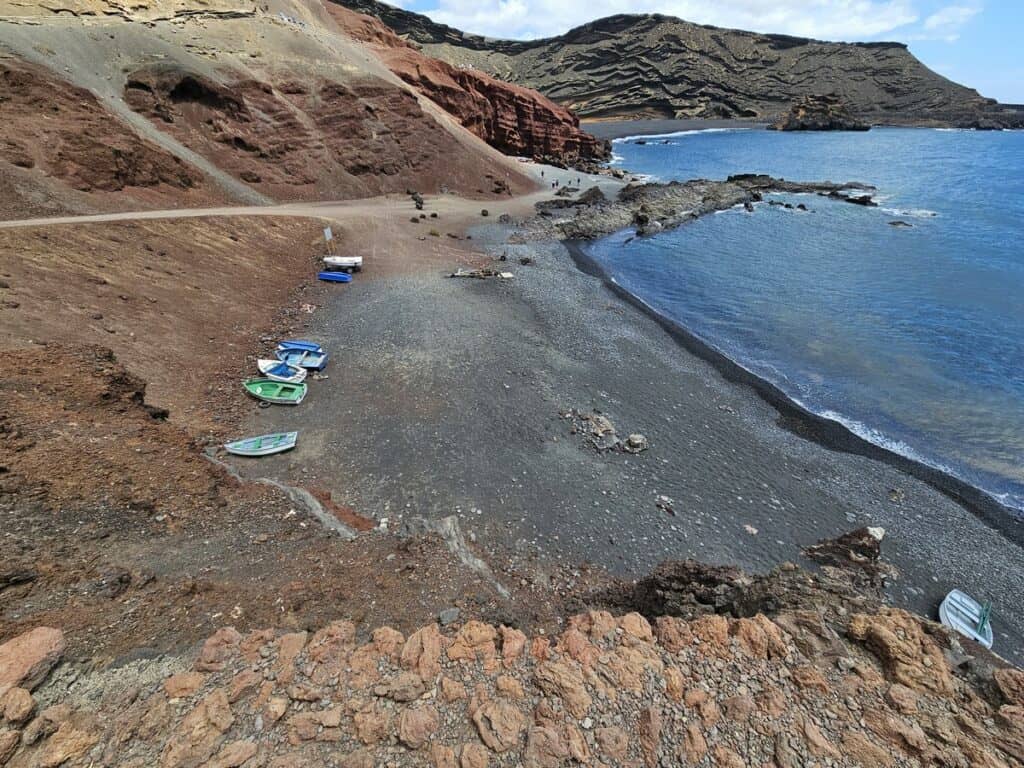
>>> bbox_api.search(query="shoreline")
[238,179,1024,660]
[582,118,764,141]
[565,238,1024,547]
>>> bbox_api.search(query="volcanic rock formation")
[327,4,609,163]
[770,94,871,131]
[3,575,1023,767]
[334,0,1024,127]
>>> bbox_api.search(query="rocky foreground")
[2,569,1024,768]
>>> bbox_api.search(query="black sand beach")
[239,196,1024,664]
[583,118,764,140]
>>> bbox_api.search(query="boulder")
[0,627,65,696]
[770,95,870,131]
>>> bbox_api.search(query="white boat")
[224,431,298,457]
[323,255,362,272]
[939,589,993,649]
[257,358,308,384]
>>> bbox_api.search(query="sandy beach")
[235,165,1024,664]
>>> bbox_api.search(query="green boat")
[243,378,307,405]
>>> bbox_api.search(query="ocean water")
[587,127,1024,512]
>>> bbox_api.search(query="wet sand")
[239,190,1024,664]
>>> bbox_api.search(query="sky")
[395,0,1024,103]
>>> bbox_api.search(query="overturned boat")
[323,255,362,272]
[318,271,352,283]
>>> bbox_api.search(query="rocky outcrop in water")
[770,95,870,131]
[519,175,875,240]
[334,0,1024,128]
[328,5,609,164]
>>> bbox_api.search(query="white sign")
[323,226,333,242]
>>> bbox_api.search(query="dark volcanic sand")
[582,118,765,140]
[237,223,1024,663]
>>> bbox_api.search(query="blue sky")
[396,1,1023,103]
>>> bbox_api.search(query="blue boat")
[318,271,352,283]
[275,347,328,371]
[277,340,323,353]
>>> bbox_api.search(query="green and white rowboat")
[224,431,298,457]
[243,378,307,405]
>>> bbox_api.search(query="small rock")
[439,608,460,626]
[1,687,34,724]
[0,627,65,696]
[623,433,649,453]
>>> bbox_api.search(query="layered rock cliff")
[326,4,608,163]
[334,0,1024,127]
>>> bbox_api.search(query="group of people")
[540,169,583,189]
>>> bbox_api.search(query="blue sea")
[586,127,1024,512]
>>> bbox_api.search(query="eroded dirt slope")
[0,56,218,218]
[0,216,327,428]
[0,0,608,215]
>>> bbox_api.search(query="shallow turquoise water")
[587,127,1024,511]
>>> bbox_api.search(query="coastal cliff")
[333,0,1024,128]
[328,5,609,164]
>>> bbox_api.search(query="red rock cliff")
[329,5,609,165]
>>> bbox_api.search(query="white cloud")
[924,4,980,30]
[912,4,981,40]
[420,0,922,41]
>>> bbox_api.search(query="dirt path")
[0,164,615,232]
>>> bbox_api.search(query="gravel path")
[236,220,1024,664]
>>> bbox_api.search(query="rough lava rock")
[0,627,65,697]
[769,94,870,131]
[3,582,1022,768]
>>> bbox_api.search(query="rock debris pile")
[2,599,1023,767]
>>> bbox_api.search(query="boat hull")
[257,359,307,384]
[275,348,328,371]
[277,340,323,353]
[243,378,307,405]
[939,589,993,649]
[323,256,362,272]
[318,271,352,283]
[224,431,298,457]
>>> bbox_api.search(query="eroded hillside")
[0,0,603,218]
